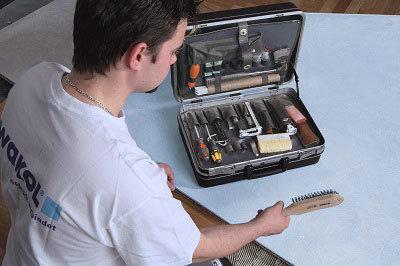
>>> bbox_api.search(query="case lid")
[171,3,304,103]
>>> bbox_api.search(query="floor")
[0,0,13,10]
[0,0,53,29]
[0,0,398,262]
[199,0,400,14]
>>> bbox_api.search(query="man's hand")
[157,162,175,191]
[252,201,290,236]
[193,201,290,263]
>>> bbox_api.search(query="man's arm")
[157,162,175,191]
[158,162,289,262]
[192,201,289,263]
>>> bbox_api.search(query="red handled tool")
[188,64,201,89]
[186,112,209,161]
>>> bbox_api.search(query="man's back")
[0,62,199,265]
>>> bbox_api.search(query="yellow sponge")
[257,133,292,154]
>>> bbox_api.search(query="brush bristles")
[291,189,338,203]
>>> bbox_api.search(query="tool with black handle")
[237,102,254,128]
[219,105,239,130]
[186,112,209,161]
[196,111,222,164]
[251,100,276,134]
[204,108,228,146]
[266,98,297,135]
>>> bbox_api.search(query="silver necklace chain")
[64,74,113,116]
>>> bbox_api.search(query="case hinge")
[291,65,300,99]
[299,150,315,160]
[190,99,202,104]
[267,86,279,91]
[316,146,325,154]
[229,92,241,97]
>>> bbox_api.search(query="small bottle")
[252,53,262,68]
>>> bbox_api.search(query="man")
[0,0,290,265]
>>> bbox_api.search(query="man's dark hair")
[72,0,200,75]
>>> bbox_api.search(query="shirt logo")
[41,196,63,221]
[1,120,63,231]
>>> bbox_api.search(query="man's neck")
[62,69,131,117]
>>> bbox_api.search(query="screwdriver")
[196,111,222,164]
[188,64,201,89]
[186,112,209,161]
[206,128,222,164]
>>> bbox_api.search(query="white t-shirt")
[0,62,200,265]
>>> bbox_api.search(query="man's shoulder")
[11,62,69,93]
[14,61,61,83]
[24,62,70,77]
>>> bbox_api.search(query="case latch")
[280,157,290,172]
[245,165,254,179]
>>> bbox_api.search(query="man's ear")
[127,42,149,71]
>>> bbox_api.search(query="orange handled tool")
[186,112,210,161]
[188,64,201,89]
[196,138,210,161]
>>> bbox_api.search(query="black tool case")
[171,3,325,187]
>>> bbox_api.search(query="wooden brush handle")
[297,122,320,148]
[282,194,344,216]
[285,105,319,147]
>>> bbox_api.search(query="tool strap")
[238,22,252,71]
[214,72,222,93]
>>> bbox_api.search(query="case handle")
[245,157,290,179]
